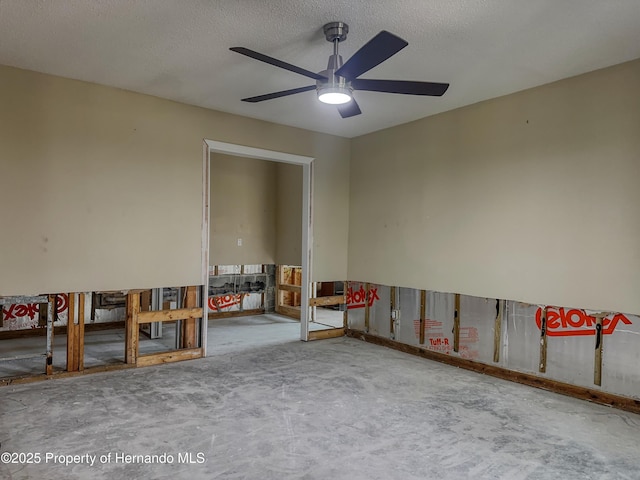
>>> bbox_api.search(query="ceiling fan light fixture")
[317,86,352,105]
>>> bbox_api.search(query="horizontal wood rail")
[137,307,203,324]
[309,328,345,340]
[136,348,202,367]
[278,284,301,293]
[309,295,345,307]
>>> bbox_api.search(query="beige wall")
[275,163,302,266]
[209,154,277,265]
[0,65,351,296]
[349,59,640,314]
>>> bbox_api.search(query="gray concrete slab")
[2,323,640,480]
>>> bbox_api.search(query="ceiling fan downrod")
[318,22,352,104]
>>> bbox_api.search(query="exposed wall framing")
[345,282,640,413]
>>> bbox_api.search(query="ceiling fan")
[230,22,449,118]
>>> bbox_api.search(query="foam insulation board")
[459,295,497,363]
[346,282,366,331]
[368,284,390,338]
[505,302,540,374]
[208,294,242,313]
[601,312,640,399]
[0,294,88,331]
[544,307,599,388]
[396,288,421,346]
[423,291,455,355]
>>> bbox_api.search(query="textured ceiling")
[1,1,639,138]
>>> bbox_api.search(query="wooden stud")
[125,292,140,364]
[493,299,502,363]
[453,293,460,353]
[182,286,198,349]
[343,281,348,330]
[594,314,605,386]
[308,328,345,341]
[275,265,282,314]
[539,306,548,373]
[390,286,396,339]
[364,283,371,333]
[419,290,426,345]
[46,294,56,375]
[309,295,345,307]
[78,293,85,371]
[66,293,77,372]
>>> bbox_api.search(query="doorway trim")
[201,139,314,354]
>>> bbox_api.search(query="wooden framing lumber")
[343,281,348,329]
[182,286,198,349]
[493,299,502,363]
[66,293,78,372]
[136,348,202,367]
[309,295,344,307]
[137,307,203,324]
[594,314,604,386]
[539,306,548,373]
[419,290,426,345]
[208,308,264,320]
[125,292,140,365]
[390,286,396,339]
[364,283,371,333]
[78,293,85,371]
[346,329,640,416]
[46,294,55,375]
[308,328,345,341]
[278,283,301,293]
[453,293,460,353]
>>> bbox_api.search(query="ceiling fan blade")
[352,79,449,96]
[230,47,326,81]
[335,31,408,80]
[241,85,317,103]
[337,98,362,118]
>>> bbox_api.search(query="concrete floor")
[1,316,640,479]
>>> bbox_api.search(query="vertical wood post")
[364,283,371,333]
[182,286,198,349]
[78,293,85,371]
[125,292,140,364]
[594,314,605,386]
[46,294,56,375]
[343,281,348,329]
[419,290,426,345]
[66,293,78,372]
[493,299,502,363]
[389,286,396,339]
[453,293,460,353]
[539,306,548,373]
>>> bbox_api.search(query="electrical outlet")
[237,238,242,246]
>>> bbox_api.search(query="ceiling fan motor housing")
[323,22,349,43]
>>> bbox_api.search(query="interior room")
[1,1,639,478]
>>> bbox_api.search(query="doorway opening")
[202,140,314,355]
